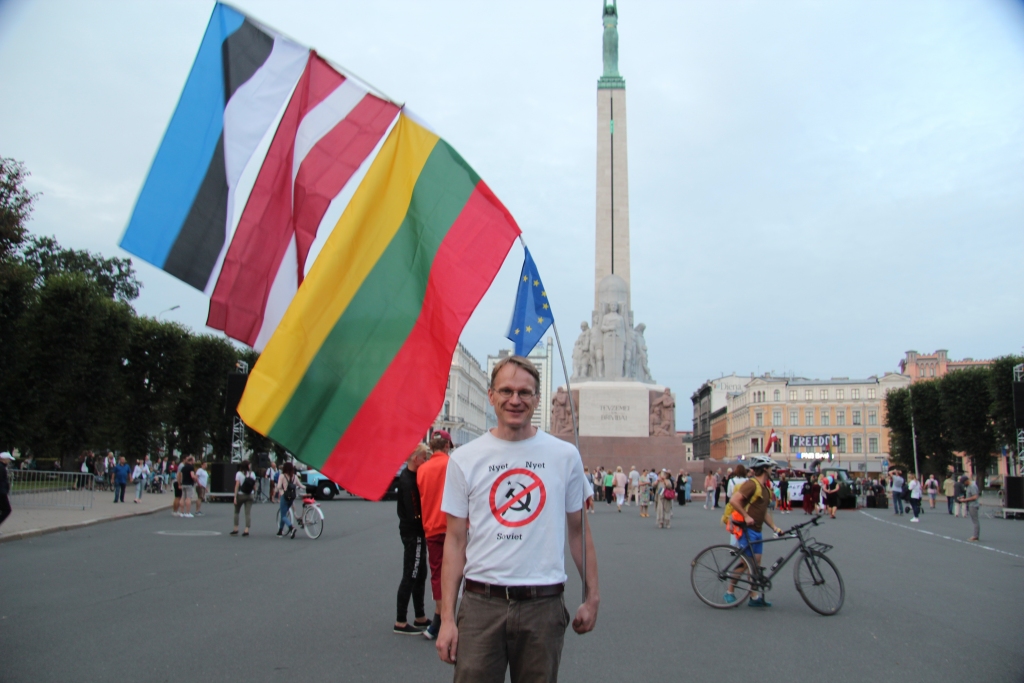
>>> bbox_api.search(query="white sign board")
[578,383,650,437]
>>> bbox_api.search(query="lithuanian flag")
[238,114,520,499]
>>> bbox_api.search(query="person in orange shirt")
[416,429,454,640]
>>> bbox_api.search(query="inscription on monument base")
[578,383,650,437]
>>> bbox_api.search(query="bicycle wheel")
[303,506,324,539]
[793,550,845,615]
[690,545,754,609]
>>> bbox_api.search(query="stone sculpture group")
[571,309,652,382]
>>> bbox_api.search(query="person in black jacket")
[394,444,431,635]
[0,451,14,531]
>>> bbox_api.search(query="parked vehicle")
[299,467,402,501]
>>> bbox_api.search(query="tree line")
[884,356,1023,478]
[0,157,269,467]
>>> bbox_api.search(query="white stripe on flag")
[291,79,368,187]
[254,234,299,352]
[251,112,398,350]
[204,38,309,295]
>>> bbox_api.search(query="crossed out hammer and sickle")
[503,481,533,515]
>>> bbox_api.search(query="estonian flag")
[506,247,553,357]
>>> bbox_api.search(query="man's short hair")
[489,355,540,393]
[429,434,451,452]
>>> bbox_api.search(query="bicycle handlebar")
[778,514,824,535]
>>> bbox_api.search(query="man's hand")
[436,620,458,664]
[572,600,598,634]
[744,513,755,526]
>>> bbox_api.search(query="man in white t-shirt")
[627,466,640,505]
[436,356,599,682]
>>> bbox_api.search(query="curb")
[0,503,173,545]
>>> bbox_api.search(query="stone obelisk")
[595,0,629,312]
[552,2,684,476]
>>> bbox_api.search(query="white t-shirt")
[726,476,748,500]
[235,471,255,490]
[196,468,209,488]
[441,430,593,586]
[628,469,640,487]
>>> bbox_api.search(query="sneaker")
[195,512,204,517]
[747,597,772,608]
[290,528,297,539]
[184,513,194,518]
[277,530,283,537]
[910,517,919,523]
[723,593,737,605]
[393,624,425,635]
[423,623,440,640]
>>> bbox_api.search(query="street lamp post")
[158,305,180,319]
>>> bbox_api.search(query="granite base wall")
[554,434,692,474]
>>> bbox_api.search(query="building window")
[838,435,847,453]
[443,401,450,418]
[790,410,798,426]
[836,410,846,426]
[820,389,828,400]
[867,388,876,399]
[869,436,879,454]
[805,409,814,426]
[805,390,813,401]
[853,436,862,454]
[756,412,763,427]
[837,389,844,400]
[789,390,797,401]
[773,440,782,453]
[751,438,760,452]
[774,389,780,401]
[821,409,830,426]
[852,410,862,426]
[868,411,877,426]
[852,389,860,400]
[773,410,781,426]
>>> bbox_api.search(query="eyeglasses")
[495,388,537,400]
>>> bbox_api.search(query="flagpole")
[517,236,588,605]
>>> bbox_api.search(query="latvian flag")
[765,428,779,454]
[120,3,400,349]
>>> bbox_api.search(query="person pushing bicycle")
[725,455,783,607]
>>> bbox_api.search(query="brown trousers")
[454,591,570,683]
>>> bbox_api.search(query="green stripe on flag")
[269,140,480,463]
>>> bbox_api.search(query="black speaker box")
[1013,383,1024,427]
[209,462,241,494]
[225,373,249,416]
[1004,476,1023,509]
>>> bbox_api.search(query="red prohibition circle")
[489,468,547,528]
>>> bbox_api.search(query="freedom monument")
[551,1,684,472]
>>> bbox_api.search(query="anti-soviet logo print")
[489,468,547,528]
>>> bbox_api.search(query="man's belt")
[464,579,564,601]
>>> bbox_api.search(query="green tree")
[18,274,133,464]
[118,317,192,460]
[884,388,914,470]
[22,235,140,302]
[909,380,953,474]
[172,334,239,459]
[989,355,1024,458]
[0,157,36,259]
[940,367,995,477]
[0,159,38,450]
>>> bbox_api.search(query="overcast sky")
[1,0,1022,401]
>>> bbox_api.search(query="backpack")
[722,478,763,525]
[239,474,256,495]
[284,476,297,503]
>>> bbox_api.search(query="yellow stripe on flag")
[238,114,439,433]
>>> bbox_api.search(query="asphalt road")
[2,496,1022,683]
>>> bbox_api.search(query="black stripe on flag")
[164,20,275,290]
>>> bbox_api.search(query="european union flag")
[506,247,553,356]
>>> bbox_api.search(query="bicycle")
[275,495,324,539]
[690,514,844,615]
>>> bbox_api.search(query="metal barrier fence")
[8,471,94,510]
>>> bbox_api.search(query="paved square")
[1,497,1021,682]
